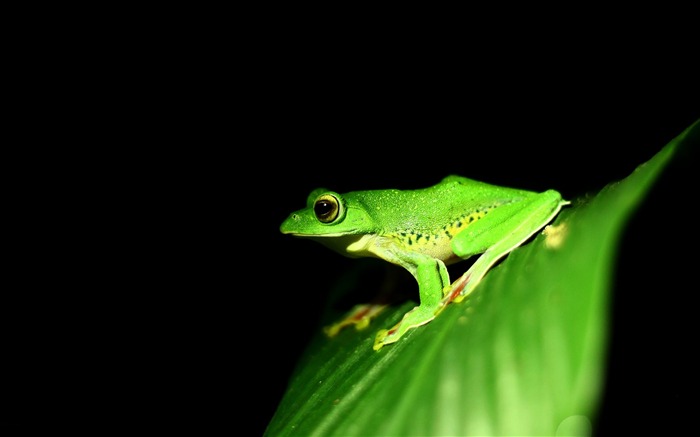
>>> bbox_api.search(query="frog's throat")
[300,233,375,258]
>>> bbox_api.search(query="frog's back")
[349,175,535,233]
[434,175,535,200]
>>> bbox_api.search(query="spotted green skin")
[281,175,568,350]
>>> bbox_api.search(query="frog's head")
[280,188,375,236]
[280,188,376,255]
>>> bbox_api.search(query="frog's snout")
[280,213,301,234]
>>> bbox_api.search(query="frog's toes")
[323,303,386,337]
[373,329,392,351]
[372,321,407,351]
[323,323,343,338]
[354,316,371,331]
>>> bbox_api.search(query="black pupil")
[315,200,333,218]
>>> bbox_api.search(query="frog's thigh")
[446,191,564,303]
[452,190,564,258]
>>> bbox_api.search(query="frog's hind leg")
[440,191,567,308]
[323,301,390,337]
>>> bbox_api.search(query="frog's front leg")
[373,254,450,350]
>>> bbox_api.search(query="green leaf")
[265,120,697,437]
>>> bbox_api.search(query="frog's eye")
[314,194,342,223]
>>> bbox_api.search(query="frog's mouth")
[284,231,353,238]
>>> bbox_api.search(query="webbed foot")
[324,302,388,337]
[372,305,436,350]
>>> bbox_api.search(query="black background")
[3,25,699,435]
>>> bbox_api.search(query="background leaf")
[265,120,697,436]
